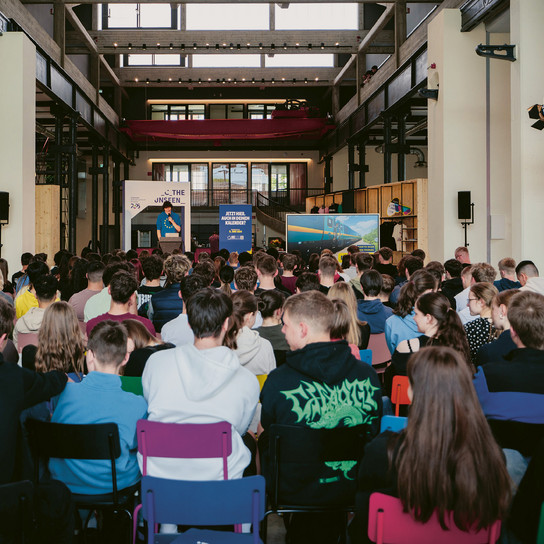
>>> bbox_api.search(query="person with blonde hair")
[465,282,498,364]
[351,346,511,543]
[328,281,369,349]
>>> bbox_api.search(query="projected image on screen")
[286,214,380,260]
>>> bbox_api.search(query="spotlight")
[128,43,132,50]
[169,43,173,49]
[146,78,150,84]
[259,43,263,49]
[320,42,325,49]
[307,44,312,50]
[113,42,118,47]
[193,43,197,49]
[181,44,185,50]
[142,44,147,50]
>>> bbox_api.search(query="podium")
[159,237,183,253]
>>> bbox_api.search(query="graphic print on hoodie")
[261,340,382,490]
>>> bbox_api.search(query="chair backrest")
[142,475,265,532]
[136,420,232,478]
[368,492,501,544]
[391,375,411,417]
[26,420,122,501]
[16,332,39,353]
[380,415,408,433]
[0,480,34,543]
[120,376,144,396]
[268,424,368,509]
[359,349,372,365]
[368,333,391,366]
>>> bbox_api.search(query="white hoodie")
[234,327,276,376]
[141,344,259,480]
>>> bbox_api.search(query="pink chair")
[368,493,501,544]
[16,332,39,353]
[133,420,232,542]
[367,333,391,375]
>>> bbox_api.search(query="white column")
[427,10,487,263]
[510,0,544,272]
[0,33,36,271]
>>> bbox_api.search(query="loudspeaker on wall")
[0,192,9,223]
[458,191,471,220]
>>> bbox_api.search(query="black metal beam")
[68,114,78,254]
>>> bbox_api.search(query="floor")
[265,513,287,544]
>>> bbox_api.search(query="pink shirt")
[86,312,155,338]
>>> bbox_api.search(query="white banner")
[123,180,191,251]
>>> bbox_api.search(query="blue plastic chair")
[380,415,408,433]
[141,475,266,543]
[359,349,372,365]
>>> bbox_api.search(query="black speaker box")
[342,191,355,213]
[0,192,9,223]
[458,191,471,220]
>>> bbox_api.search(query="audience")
[254,290,289,352]
[494,257,521,292]
[455,246,471,265]
[374,247,397,277]
[517,260,544,295]
[15,260,50,319]
[68,261,104,322]
[440,258,464,309]
[318,254,341,294]
[357,270,393,333]
[279,253,297,294]
[350,252,373,300]
[137,254,163,317]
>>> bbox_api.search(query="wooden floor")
[265,513,287,544]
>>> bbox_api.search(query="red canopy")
[121,118,335,142]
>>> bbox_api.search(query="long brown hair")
[328,282,362,346]
[415,292,472,371]
[123,318,162,350]
[34,302,85,378]
[392,346,511,530]
[395,270,436,318]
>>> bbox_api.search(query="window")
[167,164,189,182]
[192,55,261,68]
[252,163,269,195]
[127,54,183,66]
[191,164,209,206]
[275,3,358,30]
[209,105,245,120]
[248,105,275,119]
[212,163,249,205]
[151,104,205,120]
[104,3,175,29]
[265,54,334,68]
[186,3,269,30]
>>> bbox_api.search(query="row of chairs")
[21,418,505,544]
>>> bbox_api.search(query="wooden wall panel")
[35,185,60,266]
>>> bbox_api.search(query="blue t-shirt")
[156,211,181,237]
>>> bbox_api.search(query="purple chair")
[368,492,502,544]
[141,475,265,543]
[133,420,232,542]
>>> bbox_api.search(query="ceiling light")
[113,42,118,47]
[181,44,185,50]
[128,43,132,50]
[142,44,147,50]
[308,44,312,50]
[134,77,138,82]
[169,43,173,49]
[320,42,325,49]
[146,78,150,84]
[193,43,197,50]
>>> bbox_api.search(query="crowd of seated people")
[1,243,544,543]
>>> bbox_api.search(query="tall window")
[275,2,358,30]
[212,163,249,205]
[186,3,269,30]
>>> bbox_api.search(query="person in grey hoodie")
[517,260,544,296]
[13,274,58,348]
[356,270,393,334]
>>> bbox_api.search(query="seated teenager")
[356,270,393,334]
[349,346,511,544]
[384,292,472,397]
[477,288,519,365]
[254,290,289,352]
[49,321,147,495]
[142,288,259,481]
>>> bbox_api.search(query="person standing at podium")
[156,201,181,240]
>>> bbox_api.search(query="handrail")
[255,193,302,215]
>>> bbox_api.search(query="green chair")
[121,376,144,396]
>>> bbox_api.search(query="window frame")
[102,3,178,30]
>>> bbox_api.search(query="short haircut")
[87,261,105,283]
[103,262,133,287]
[87,320,128,367]
[379,247,393,261]
[180,273,208,303]
[34,275,58,302]
[219,265,234,285]
[498,258,516,275]
[319,255,337,278]
[461,265,473,279]
[198,252,212,262]
[361,269,383,297]
[347,245,359,255]
[163,254,191,283]
[193,261,216,286]
[186,287,233,339]
[126,249,138,261]
[257,254,277,276]
[516,260,539,278]
[508,291,544,349]
[141,255,163,281]
[355,252,373,272]
[109,271,138,304]
[266,247,279,260]
[295,272,320,292]
[341,254,352,269]
[492,288,520,309]
[444,258,462,278]
[425,261,445,284]
[21,252,33,266]
[0,298,15,337]
[471,263,497,283]
[234,266,258,291]
[238,252,252,266]
[380,274,395,295]
[283,291,335,335]
[411,249,426,261]
[405,256,424,277]
[282,254,297,272]
[27,261,49,286]
[162,200,172,209]
[455,246,469,258]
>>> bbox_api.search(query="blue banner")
[219,205,252,253]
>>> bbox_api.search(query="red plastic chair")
[133,420,232,542]
[391,376,411,417]
[368,492,501,544]
[368,333,392,376]
[16,332,39,353]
